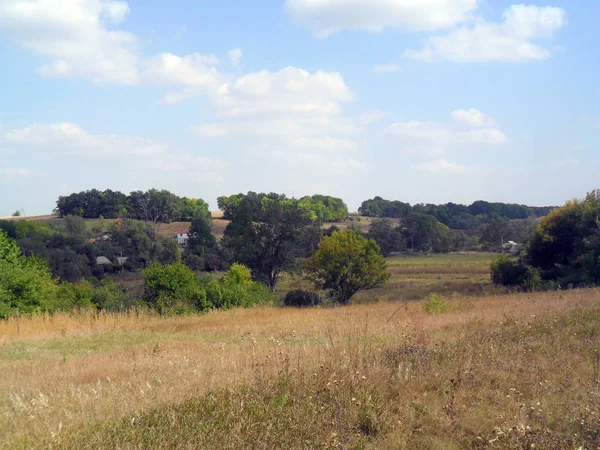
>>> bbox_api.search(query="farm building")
[177,231,189,245]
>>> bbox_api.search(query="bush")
[283,289,322,307]
[143,262,210,314]
[423,293,449,314]
[523,266,542,292]
[55,281,95,311]
[490,255,527,286]
[0,231,57,318]
[91,280,135,311]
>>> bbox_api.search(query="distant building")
[177,231,189,245]
[96,256,112,266]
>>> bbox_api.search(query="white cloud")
[228,48,243,67]
[406,5,566,62]
[359,111,387,125]
[142,53,221,87]
[190,66,365,171]
[384,109,508,154]
[285,0,478,37]
[451,108,496,127]
[211,66,354,118]
[384,121,452,156]
[0,0,140,84]
[0,168,33,180]
[3,122,228,182]
[0,0,222,89]
[455,128,508,144]
[411,159,471,175]
[373,63,401,73]
[5,123,165,157]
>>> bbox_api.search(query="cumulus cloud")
[5,123,165,157]
[384,109,508,155]
[452,108,497,127]
[406,5,566,62]
[142,53,221,87]
[3,122,227,182]
[285,0,478,37]
[0,0,222,88]
[228,48,243,67]
[373,63,401,73]
[0,0,139,84]
[190,66,366,170]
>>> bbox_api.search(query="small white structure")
[116,256,128,266]
[177,231,189,245]
[502,240,523,256]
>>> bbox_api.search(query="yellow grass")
[1,288,600,448]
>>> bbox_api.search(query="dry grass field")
[1,288,599,448]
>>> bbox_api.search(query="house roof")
[96,256,112,265]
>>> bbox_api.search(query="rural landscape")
[1,188,599,448]
[1,0,599,448]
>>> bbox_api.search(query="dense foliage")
[304,230,390,304]
[220,192,314,290]
[527,189,600,285]
[0,217,180,282]
[143,262,273,314]
[218,192,348,222]
[359,196,554,230]
[55,188,209,222]
[0,230,57,318]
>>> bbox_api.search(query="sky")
[0,0,598,215]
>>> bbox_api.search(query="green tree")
[304,230,390,304]
[0,230,57,318]
[401,214,450,253]
[367,219,405,256]
[528,189,600,284]
[221,193,312,290]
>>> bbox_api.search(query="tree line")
[359,196,554,230]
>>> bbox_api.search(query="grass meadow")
[1,286,599,448]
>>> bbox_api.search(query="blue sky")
[0,0,598,215]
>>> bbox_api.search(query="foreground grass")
[1,289,599,448]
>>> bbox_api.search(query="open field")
[1,288,599,448]
[279,252,503,302]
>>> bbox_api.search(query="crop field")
[1,288,599,448]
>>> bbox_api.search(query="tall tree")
[220,193,312,290]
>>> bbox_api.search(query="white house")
[177,231,189,245]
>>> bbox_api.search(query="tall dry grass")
[1,289,599,448]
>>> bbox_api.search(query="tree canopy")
[304,230,390,304]
[220,192,313,290]
[359,196,554,230]
[55,189,209,222]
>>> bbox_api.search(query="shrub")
[490,255,527,286]
[55,281,95,311]
[523,266,542,292]
[90,280,135,311]
[423,293,449,314]
[283,289,322,307]
[0,231,57,318]
[143,262,210,313]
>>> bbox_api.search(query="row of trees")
[55,189,209,223]
[217,193,348,222]
[359,196,554,230]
